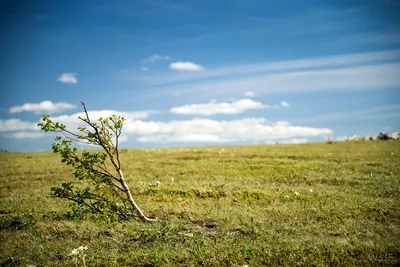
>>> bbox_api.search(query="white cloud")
[143,54,170,62]
[2,109,158,140]
[0,119,37,132]
[9,101,76,114]
[289,138,307,144]
[123,117,332,143]
[137,134,229,143]
[170,98,266,115]
[7,132,46,139]
[280,101,290,108]
[2,110,331,145]
[119,135,129,143]
[275,120,291,126]
[244,91,255,97]
[57,73,78,84]
[169,61,204,71]
[47,109,157,130]
[141,67,149,71]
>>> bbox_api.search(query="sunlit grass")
[1,141,399,266]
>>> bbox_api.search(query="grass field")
[1,141,399,266]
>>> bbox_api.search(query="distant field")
[1,141,399,266]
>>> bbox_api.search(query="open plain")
[1,141,399,266]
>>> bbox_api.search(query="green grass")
[1,141,399,266]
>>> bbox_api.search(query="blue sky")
[1,0,399,151]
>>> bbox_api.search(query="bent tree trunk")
[40,101,156,222]
[119,172,156,222]
[80,102,156,222]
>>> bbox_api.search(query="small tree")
[38,101,155,222]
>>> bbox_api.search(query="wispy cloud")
[342,31,400,45]
[158,7,363,48]
[119,49,400,104]
[149,1,191,12]
[244,7,353,36]
[94,0,192,18]
[280,101,290,108]
[143,54,170,63]
[157,62,400,98]
[133,49,400,86]
[58,73,78,84]
[244,91,255,97]
[34,14,52,20]
[169,61,204,71]
[295,104,400,123]
[9,101,76,114]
